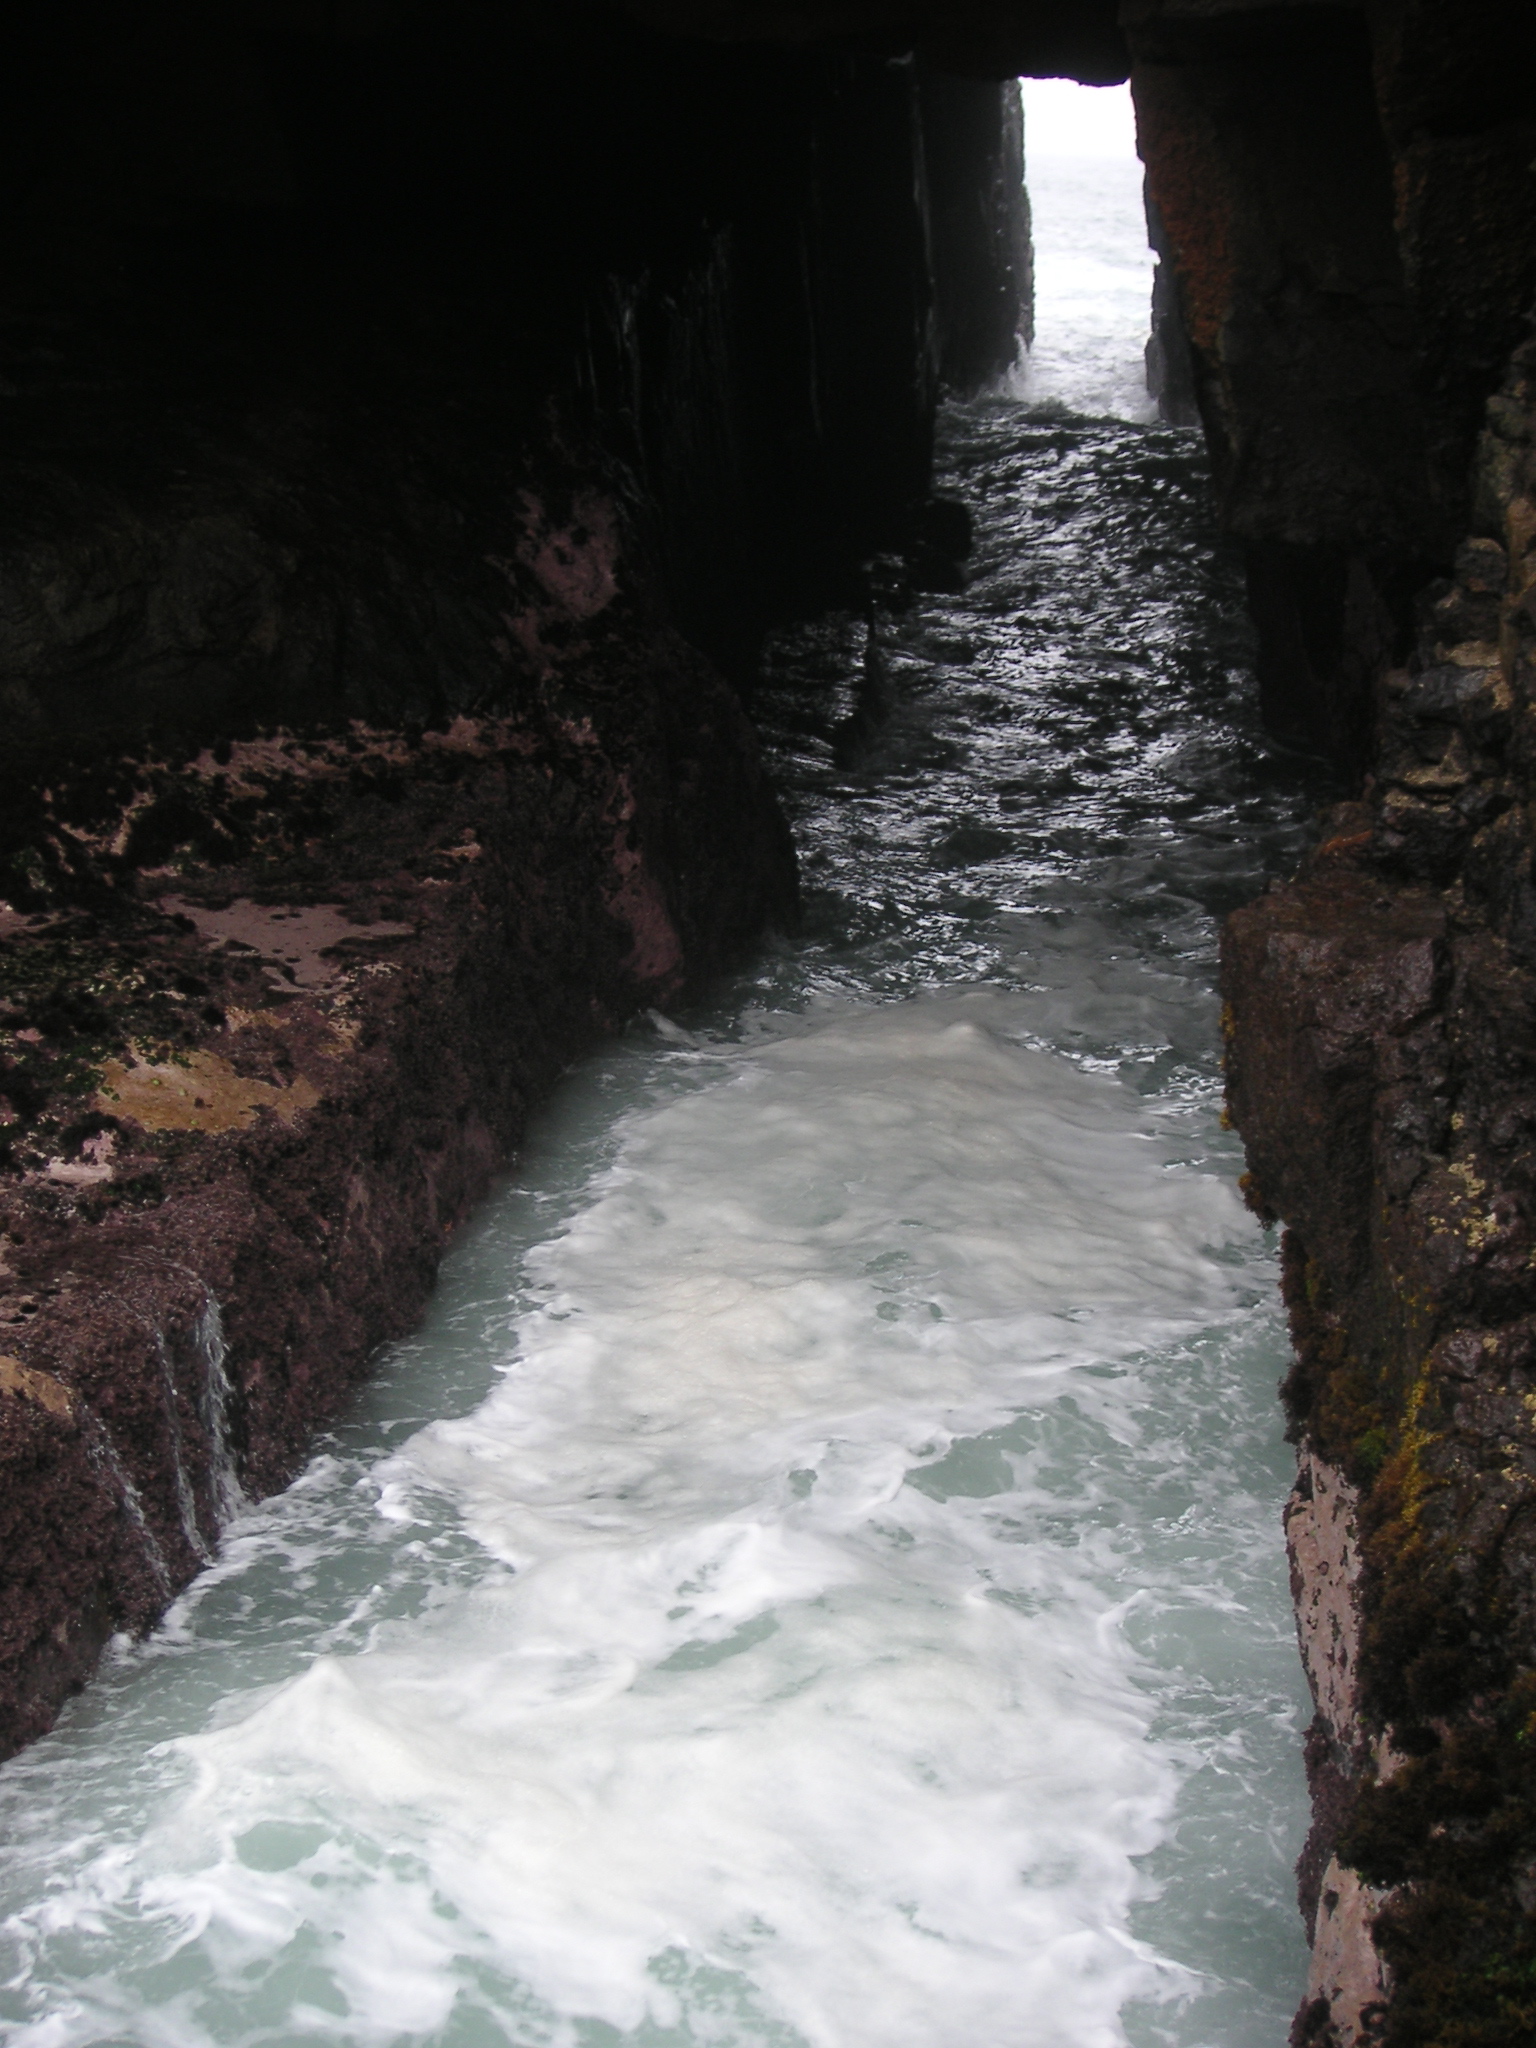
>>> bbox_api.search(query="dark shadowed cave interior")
[2,4,1536,2045]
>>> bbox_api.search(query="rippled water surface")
[0,222,1327,2048]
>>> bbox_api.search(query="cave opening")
[0,12,1325,2040]
[4,5,1536,2045]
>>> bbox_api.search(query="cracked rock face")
[1300,1856,1393,2048]
[1287,1453,1402,2047]
[1287,1451,1367,1761]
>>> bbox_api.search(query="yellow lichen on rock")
[0,1357,74,1419]
[97,1049,319,1133]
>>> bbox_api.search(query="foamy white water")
[1017,156,1157,422]
[0,393,1317,2045]
[0,996,1285,2048]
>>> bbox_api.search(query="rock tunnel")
[1,2,1535,2043]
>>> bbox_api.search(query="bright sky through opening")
[1014,77,1152,418]
[1021,79,1139,161]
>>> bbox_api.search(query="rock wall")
[921,70,1034,393]
[0,11,973,689]
[1131,4,1536,2039]
[0,490,798,1758]
[1128,0,1536,769]
[1224,318,1536,2048]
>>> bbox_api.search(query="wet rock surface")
[0,586,795,1760]
[1225,334,1536,2047]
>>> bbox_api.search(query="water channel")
[0,132,1324,2048]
